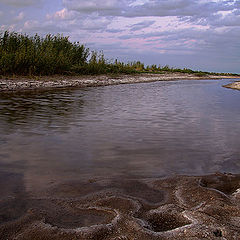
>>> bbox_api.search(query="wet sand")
[0,172,240,239]
[1,73,239,92]
[223,81,240,90]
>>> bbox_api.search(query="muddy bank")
[223,81,240,90]
[1,73,239,92]
[0,172,240,239]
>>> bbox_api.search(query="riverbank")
[223,81,240,90]
[0,173,239,239]
[1,73,240,92]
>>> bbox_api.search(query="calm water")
[0,79,240,190]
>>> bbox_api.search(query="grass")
[0,31,139,76]
[0,31,89,75]
[0,31,239,77]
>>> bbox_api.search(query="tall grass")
[0,31,139,75]
[0,31,89,75]
[0,31,238,76]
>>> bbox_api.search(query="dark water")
[0,79,239,190]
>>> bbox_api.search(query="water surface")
[0,79,239,192]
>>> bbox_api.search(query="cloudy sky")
[0,0,240,73]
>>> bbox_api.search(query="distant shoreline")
[1,73,240,92]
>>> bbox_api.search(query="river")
[0,79,239,192]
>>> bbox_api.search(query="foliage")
[0,31,89,75]
[0,31,239,76]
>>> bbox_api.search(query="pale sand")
[223,81,240,90]
[1,73,239,92]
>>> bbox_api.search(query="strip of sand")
[1,73,239,92]
[223,81,240,90]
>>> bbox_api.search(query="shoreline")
[0,172,239,239]
[1,73,240,92]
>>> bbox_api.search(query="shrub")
[0,31,89,75]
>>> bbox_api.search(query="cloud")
[62,0,234,18]
[61,0,240,29]
[14,12,25,21]
[81,17,111,30]
[129,20,155,31]
[63,0,129,15]
[106,28,124,33]
[205,11,240,27]
[0,0,41,7]
[22,14,112,34]
[0,24,16,32]
[23,20,71,33]
[47,8,76,20]
[46,7,112,32]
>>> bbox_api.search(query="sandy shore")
[1,73,239,92]
[223,81,240,90]
[0,173,239,239]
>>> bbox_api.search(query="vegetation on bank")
[0,31,239,77]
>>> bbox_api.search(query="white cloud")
[47,8,76,20]
[14,12,25,21]
[23,20,38,29]
[0,24,16,31]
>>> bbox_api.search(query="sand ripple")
[0,173,240,239]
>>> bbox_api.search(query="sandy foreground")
[0,73,240,92]
[0,173,240,239]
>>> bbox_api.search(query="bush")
[0,31,89,75]
[1,31,238,76]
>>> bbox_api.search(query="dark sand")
[0,172,240,239]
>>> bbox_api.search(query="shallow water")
[0,79,240,191]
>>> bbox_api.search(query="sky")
[0,0,240,73]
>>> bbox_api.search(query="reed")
[0,31,238,76]
[0,31,89,75]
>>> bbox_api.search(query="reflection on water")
[0,79,240,193]
[0,90,85,134]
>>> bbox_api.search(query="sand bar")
[1,73,240,92]
[223,81,240,90]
